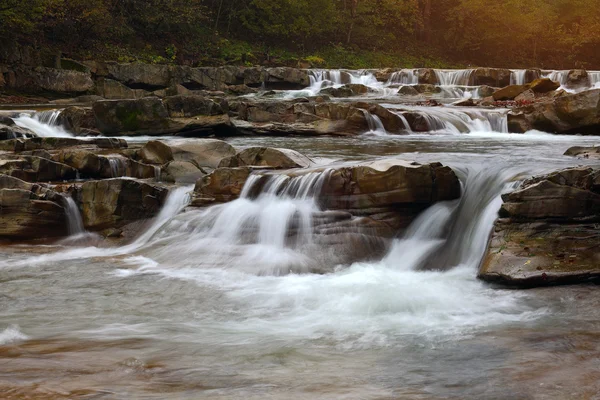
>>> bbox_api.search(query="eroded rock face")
[492,85,530,101]
[508,89,600,134]
[170,139,236,168]
[564,146,600,159]
[5,67,94,94]
[473,68,511,87]
[78,178,168,230]
[0,174,68,239]
[479,167,600,286]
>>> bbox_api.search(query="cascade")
[396,105,508,134]
[365,113,388,135]
[434,69,475,86]
[510,70,527,85]
[13,110,73,138]
[62,196,86,236]
[543,70,569,86]
[107,156,127,178]
[589,71,600,88]
[387,69,418,85]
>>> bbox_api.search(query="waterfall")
[107,156,127,178]
[434,69,475,86]
[387,69,418,85]
[397,105,508,133]
[589,71,600,88]
[154,166,161,181]
[543,70,569,86]
[13,110,73,138]
[383,165,520,271]
[365,113,388,136]
[62,196,85,236]
[510,70,527,85]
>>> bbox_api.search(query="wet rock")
[161,160,206,184]
[0,174,68,240]
[78,178,168,230]
[398,86,420,96]
[473,68,511,87]
[510,89,600,134]
[529,78,560,93]
[193,167,252,206]
[564,146,600,159]
[480,167,600,287]
[493,85,530,101]
[566,69,588,88]
[452,98,476,107]
[138,140,174,165]
[477,85,496,98]
[413,84,442,94]
[56,106,97,135]
[417,68,437,85]
[0,122,36,140]
[219,147,313,169]
[320,84,370,97]
[170,139,236,168]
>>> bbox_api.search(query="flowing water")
[13,110,74,138]
[2,77,600,398]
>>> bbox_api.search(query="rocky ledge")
[479,167,600,287]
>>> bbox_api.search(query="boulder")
[263,67,310,90]
[0,155,77,182]
[138,140,174,165]
[477,85,496,98]
[413,84,442,94]
[492,85,529,101]
[78,178,168,230]
[56,107,97,135]
[105,63,172,89]
[170,139,236,168]
[0,137,127,152]
[564,146,600,159]
[219,147,313,169]
[0,122,36,140]
[161,160,206,184]
[193,167,252,205]
[510,89,600,134]
[417,68,437,85]
[398,86,420,96]
[529,78,560,93]
[320,84,370,97]
[479,167,600,287]
[93,97,170,135]
[95,78,149,99]
[473,68,512,87]
[566,69,588,88]
[0,175,68,240]
[163,95,223,118]
[514,89,535,102]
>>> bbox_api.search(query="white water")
[0,325,29,345]
[589,71,600,88]
[392,105,508,134]
[387,69,418,85]
[434,69,474,86]
[13,110,74,138]
[63,196,86,236]
[106,156,127,178]
[510,69,528,85]
[365,113,388,136]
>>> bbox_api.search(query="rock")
[106,63,172,89]
[95,78,149,99]
[492,85,529,101]
[506,112,531,133]
[566,69,588,88]
[161,160,206,183]
[514,89,535,102]
[529,78,560,93]
[53,149,102,177]
[163,95,223,118]
[219,147,313,169]
[398,86,420,96]
[139,140,174,165]
[78,178,169,230]
[263,67,310,90]
[93,97,170,135]
[0,155,77,182]
[413,84,442,94]
[511,89,600,134]
[320,84,370,97]
[0,122,36,140]
[227,84,258,95]
[193,167,252,205]
[194,160,461,233]
[479,167,600,287]
[6,67,94,94]
[0,174,68,240]
[564,146,600,159]
[354,103,409,133]
[452,98,476,107]
[0,137,127,152]
[170,139,236,168]
[477,85,496,98]
[473,68,511,87]
[56,107,97,135]
[417,68,437,85]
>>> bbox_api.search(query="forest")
[1,0,600,69]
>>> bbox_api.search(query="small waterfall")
[107,156,127,178]
[154,166,161,181]
[387,69,418,85]
[588,71,600,88]
[434,69,475,86]
[365,113,387,136]
[543,70,569,86]
[383,165,520,271]
[13,110,73,138]
[396,105,508,134]
[390,111,413,134]
[510,70,527,85]
[62,196,85,236]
